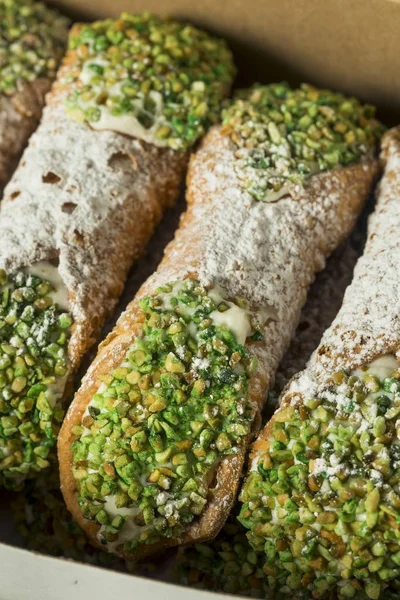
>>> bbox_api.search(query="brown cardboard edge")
[47,0,400,125]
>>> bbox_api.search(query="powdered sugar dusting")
[272,239,360,396]
[66,123,378,555]
[0,90,186,368]
[305,126,400,382]
[271,127,400,412]
[191,129,377,406]
[116,126,377,412]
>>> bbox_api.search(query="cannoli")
[0,0,69,193]
[239,127,400,599]
[58,83,382,560]
[175,238,365,598]
[0,12,234,489]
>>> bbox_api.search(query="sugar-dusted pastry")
[239,127,400,600]
[0,12,235,489]
[175,239,363,598]
[58,83,383,560]
[0,0,69,192]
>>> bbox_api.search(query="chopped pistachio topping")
[0,267,72,489]
[72,279,262,553]
[222,83,385,202]
[14,466,94,559]
[0,0,69,96]
[63,12,235,150]
[239,356,400,599]
[12,463,135,572]
[176,512,272,598]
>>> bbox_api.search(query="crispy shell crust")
[0,78,52,194]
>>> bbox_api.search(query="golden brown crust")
[0,78,52,194]
[59,125,379,560]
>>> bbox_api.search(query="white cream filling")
[262,186,292,203]
[24,261,71,407]
[98,495,148,551]
[89,111,168,147]
[250,454,260,472]
[79,59,110,86]
[160,280,195,313]
[103,494,138,518]
[46,375,70,409]
[104,520,151,553]
[25,261,69,311]
[208,285,276,346]
[354,355,398,380]
[209,298,253,346]
[77,61,171,147]
[160,281,275,345]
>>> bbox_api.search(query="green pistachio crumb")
[0,268,73,489]
[0,0,69,96]
[222,83,385,202]
[12,462,139,573]
[64,12,235,150]
[72,279,260,552]
[239,359,400,599]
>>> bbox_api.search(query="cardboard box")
[1,1,398,598]
[48,0,400,123]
